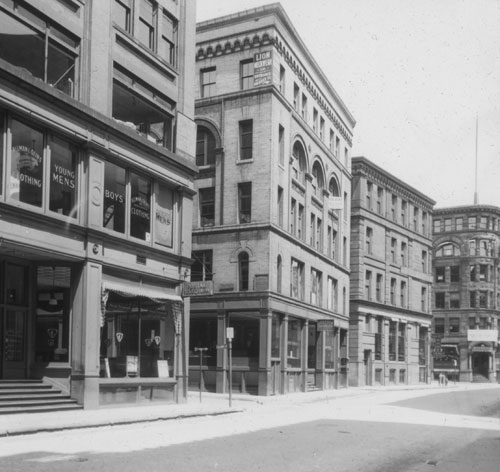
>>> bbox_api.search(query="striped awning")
[102,275,182,302]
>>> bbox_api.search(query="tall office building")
[0,0,196,409]
[349,157,435,386]
[189,4,355,396]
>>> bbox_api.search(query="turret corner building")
[190,4,355,396]
[432,206,500,383]
[0,0,197,408]
[349,157,435,387]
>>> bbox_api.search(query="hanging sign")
[154,336,161,345]
[254,50,273,87]
[116,332,124,343]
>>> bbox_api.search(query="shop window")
[418,327,428,365]
[435,292,445,308]
[103,161,172,243]
[240,58,254,90]
[324,327,335,369]
[239,120,253,160]
[113,0,131,32]
[435,266,445,282]
[0,6,78,97]
[35,266,71,363]
[238,252,249,291]
[191,250,213,282]
[229,316,259,360]
[434,318,444,334]
[200,67,216,98]
[189,317,217,366]
[100,293,178,378]
[374,319,383,360]
[271,313,281,358]
[113,68,174,150]
[388,321,397,361]
[238,182,252,223]
[287,318,301,368]
[290,258,304,300]
[399,369,406,383]
[196,126,216,166]
[199,187,215,227]
[449,318,460,333]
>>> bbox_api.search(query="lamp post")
[226,327,234,407]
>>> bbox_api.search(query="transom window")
[435,243,460,257]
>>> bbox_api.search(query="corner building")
[432,206,500,382]
[349,157,435,387]
[190,4,355,396]
[0,0,196,408]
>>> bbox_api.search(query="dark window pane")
[113,0,131,32]
[47,39,75,96]
[130,172,151,240]
[49,136,77,217]
[10,119,44,207]
[103,161,126,233]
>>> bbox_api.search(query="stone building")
[349,157,435,387]
[0,0,196,409]
[432,205,500,382]
[189,4,355,396]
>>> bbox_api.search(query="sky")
[196,0,500,209]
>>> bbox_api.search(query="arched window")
[329,177,340,197]
[291,141,306,184]
[277,255,282,293]
[239,252,249,291]
[435,243,461,257]
[196,126,216,166]
[312,161,324,199]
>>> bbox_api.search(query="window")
[287,318,301,368]
[301,93,308,121]
[413,207,419,231]
[278,125,285,166]
[238,252,249,291]
[470,291,477,308]
[331,228,338,261]
[290,259,304,300]
[161,10,177,66]
[238,182,252,223]
[470,265,477,282]
[436,243,460,257]
[401,242,407,266]
[293,83,300,111]
[377,187,384,214]
[103,161,126,233]
[469,240,476,255]
[469,317,476,329]
[292,141,306,183]
[479,291,488,308]
[434,318,444,334]
[391,238,397,263]
[298,204,304,240]
[365,270,372,300]
[191,251,213,282]
[239,120,253,160]
[279,65,285,93]
[391,195,397,221]
[433,219,441,233]
[450,292,460,308]
[335,136,340,156]
[311,268,322,306]
[479,240,488,256]
[444,218,452,231]
[401,200,407,226]
[113,0,131,32]
[113,68,173,150]
[329,130,335,152]
[479,216,488,229]
[435,292,445,308]
[319,117,325,141]
[290,198,296,235]
[389,321,397,361]
[421,287,427,311]
[455,217,463,230]
[200,67,216,98]
[271,314,281,358]
[366,227,373,254]
[240,59,254,90]
[310,214,316,247]
[479,264,488,282]
[277,186,284,227]
[277,255,282,294]
[422,211,428,235]
[129,172,152,241]
[375,318,383,361]
[435,266,445,282]
[376,274,383,302]
[316,218,322,252]
[421,250,428,273]
[366,181,373,210]
[390,278,396,305]
[327,277,338,311]
[313,108,318,133]
[311,162,324,199]
[449,318,460,333]
[199,187,215,227]
[468,216,476,229]
[400,281,407,307]
[0,6,78,97]
[450,266,460,282]
[137,0,155,49]
[196,126,216,166]
[398,324,405,362]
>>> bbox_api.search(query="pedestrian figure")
[444,375,448,387]
[438,372,443,386]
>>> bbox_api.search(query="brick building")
[349,157,435,387]
[189,4,355,396]
[0,0,196,409]
[432,205,500,382]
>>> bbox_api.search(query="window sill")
[236,159,254,165]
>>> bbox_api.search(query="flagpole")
[474,115,479,204]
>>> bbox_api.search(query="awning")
[102,274,182,302]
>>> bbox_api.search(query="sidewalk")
[0,382,495,438]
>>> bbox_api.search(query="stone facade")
[349,157,435,387]
[189,4,355,396]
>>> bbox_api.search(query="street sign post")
[226,327,234,407]
[194,347,208,403]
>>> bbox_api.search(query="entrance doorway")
[472,352,489,379]
[364,349,373,386]
[1,262,30,379]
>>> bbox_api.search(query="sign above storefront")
[317,320,335,332]
[467,329,498,342]
[182,280,214,297]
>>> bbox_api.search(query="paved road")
[0,385,499,472]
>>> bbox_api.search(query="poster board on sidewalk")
[157,360,169,378]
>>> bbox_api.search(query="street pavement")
[1,381,499,440]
